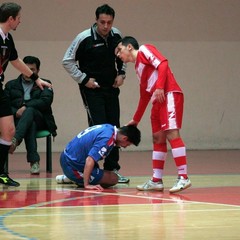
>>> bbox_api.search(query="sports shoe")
[169,176,191,193]
[56,175,73,184]
[8,137,19,154]
[136,179,164,191]
[30,162,40,175]
[113,170,130,183]
[0,174,20,187]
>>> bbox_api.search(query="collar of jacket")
[16,75,37,88]
[21,75,34,85]
[91,23,114,41]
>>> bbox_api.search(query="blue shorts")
[60,152,104,185]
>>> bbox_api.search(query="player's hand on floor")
[84,184,104,191]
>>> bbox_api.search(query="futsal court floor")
[0,150,240,240]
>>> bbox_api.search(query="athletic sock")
[152,143,167,182]
[169,138,188,179]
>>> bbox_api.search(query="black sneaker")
[0,174,20,187]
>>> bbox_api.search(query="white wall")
[4,0,240,151]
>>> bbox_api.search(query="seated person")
[4,56,57,174]
[56,124,141,190]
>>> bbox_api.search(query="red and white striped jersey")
[133,44,183,123]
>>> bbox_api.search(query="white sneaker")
[136,179,164,191]
[56,175,73,184]
[30,162,40,175]
[169,176,191,193]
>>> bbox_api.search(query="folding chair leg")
[46,135,52,173]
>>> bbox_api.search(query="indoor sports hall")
[1,150,240,239]
[1,0,240,239]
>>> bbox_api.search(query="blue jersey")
[63,124,116,170]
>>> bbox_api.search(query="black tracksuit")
[63,24,126,170]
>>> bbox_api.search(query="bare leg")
[0,115,15,142]
[99,170,118,188]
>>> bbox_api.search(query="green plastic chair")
[36,130,52,173]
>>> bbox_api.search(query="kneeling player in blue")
[56,124,141,190]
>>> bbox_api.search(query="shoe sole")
[56,179,74,184]
[57,182,74,184]
[169,183,192,193]
[0,183,20,187]
[136,187,164,191]
[118,179,130,184]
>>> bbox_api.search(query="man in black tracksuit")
[62,4,129,183]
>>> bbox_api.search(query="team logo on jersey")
[98,147,107,157]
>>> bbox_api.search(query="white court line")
[1,207,240,219]
[1,187,239,211]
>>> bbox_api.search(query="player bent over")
[56,124,141,190]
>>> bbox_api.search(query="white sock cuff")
[0,138,12,146]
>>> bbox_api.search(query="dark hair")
[23,56,41,70]
[0,2,21,23]
[95,4,115,19]
[119,125,141,146]
[118,36,140,50]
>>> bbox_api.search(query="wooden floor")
[1,150,240,240]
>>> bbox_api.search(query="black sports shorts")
[0,84,13,117]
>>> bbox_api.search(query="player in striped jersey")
[115,36,191,193]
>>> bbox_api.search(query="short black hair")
[119,125,141,146]
[95,4,115,19]
[118,36,140,50]
[0,2,21,23]
[23,56,41,70]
